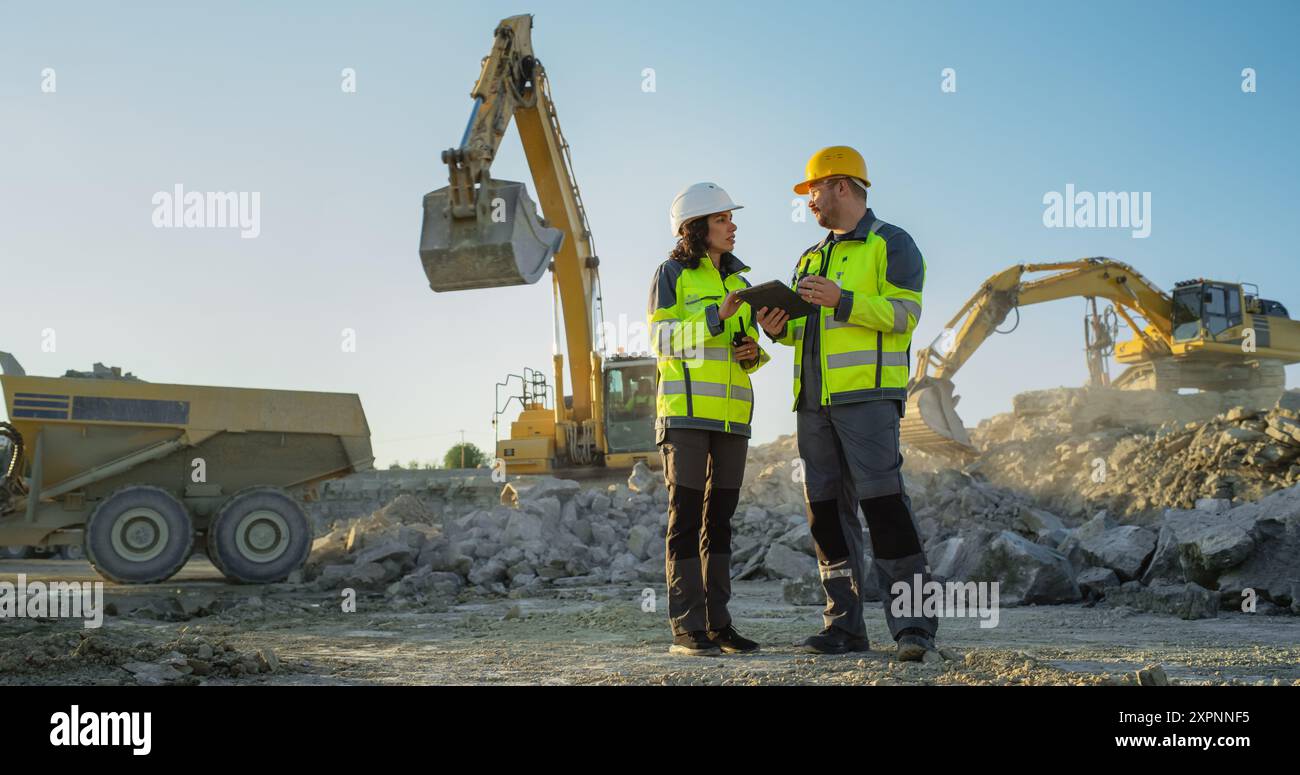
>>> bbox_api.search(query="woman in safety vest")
[647,182,770,656]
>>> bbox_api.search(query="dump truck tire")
[85,485,195,584]
[207,487,311,584]
[59,543,86,561]
[203,530,228,576]
[0,545,32,560]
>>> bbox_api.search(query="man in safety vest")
[756,146,938,661]
[623,377,656,418]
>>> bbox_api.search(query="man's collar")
[844,208,877,240]
[815,208,877,251]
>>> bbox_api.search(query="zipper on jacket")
[818,243,832,406]
[682,366,694,416]
[723,271,733,433]
[874,331,884,389]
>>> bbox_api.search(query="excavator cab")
[603,356,657,454]
[1170,281,1244,341]
[419,179,563,292]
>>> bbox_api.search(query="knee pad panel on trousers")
[702,487,738,554]
[858,494,923,559]
[666,484,706,561]
[807,498,850,562]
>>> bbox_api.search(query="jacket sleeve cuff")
[706,304,725,337]
[834,289,854,322]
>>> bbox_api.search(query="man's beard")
[814,207,834,228]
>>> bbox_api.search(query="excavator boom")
[418,15,625,470]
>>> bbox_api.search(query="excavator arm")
[904,258,1174,456]
[419,15,605,462]
[915,258,1172,383]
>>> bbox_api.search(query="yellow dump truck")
[0,353,373,584]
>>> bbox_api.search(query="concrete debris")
[782,572,825,606]
[1135,664,1171,686]
[626,461,659,495]
[762,543,817,580]
[980,531,1080,605]
[1076,566,1121,597]
[62,362,142,381]
[1106,581,1220,620]
[1075,525,1158,581]
[0,629,290,684]
[957,387,1300,520]
[294,387,1300,617]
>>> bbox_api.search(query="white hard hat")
[669,182,743,237]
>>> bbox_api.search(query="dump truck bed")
[2,374,373,495]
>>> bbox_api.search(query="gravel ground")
[3,559,1298,686]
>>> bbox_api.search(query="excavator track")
[1113,358,1286,393]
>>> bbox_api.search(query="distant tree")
[407,459,421,471]
[388,460,404,470]
[444,442,486,470]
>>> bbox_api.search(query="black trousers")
[659,427,747,636]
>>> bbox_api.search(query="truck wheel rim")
[235,510,289,563]
[111,507,169,562]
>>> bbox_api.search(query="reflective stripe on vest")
[651,256,760,433]
[787,219,920,407]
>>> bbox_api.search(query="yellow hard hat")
[793,146,870,195]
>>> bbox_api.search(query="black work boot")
[802,626,870,655]
[669,630,721,657]
[708,624,759,654]
[896,627,936,662]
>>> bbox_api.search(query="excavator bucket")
[901,377,978,459]
[419,180,564,292]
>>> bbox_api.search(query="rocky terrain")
[287,388,1300,624]
[5,385,1299,686]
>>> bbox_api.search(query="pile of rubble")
[301,435,1050,603]
[302,385,1300,620]
[958,387,1300,521]
[62,363,141,381]
[0,628,285,685]
[304,470,503,531]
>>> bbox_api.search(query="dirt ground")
[2,558,1298,686]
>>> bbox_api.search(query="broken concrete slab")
[782,572,824,606]
[1105,581,1219,620]
[627,461,661,495]
[975,531,1080,606]
[1076,567,1120,597]
[930,529,995,584]
[1077,525,1157,581]
[762,543,817,580]
[1015,506,1065,538]
[352,540,417,568]
[500,478,581,507]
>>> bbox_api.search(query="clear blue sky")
[2,0,1298,466]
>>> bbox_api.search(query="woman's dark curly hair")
[668,216,712,269]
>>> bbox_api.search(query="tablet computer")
[735,280,819,319]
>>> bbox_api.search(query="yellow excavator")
[418,14,657,474]
[904,257,1299,457]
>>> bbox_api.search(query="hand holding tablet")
[734,280,819,319]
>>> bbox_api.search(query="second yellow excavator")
[904,257,1299,457]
